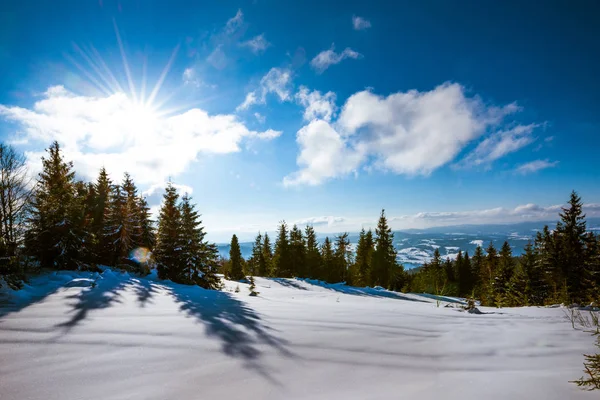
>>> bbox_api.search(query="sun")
[66,18,181,121]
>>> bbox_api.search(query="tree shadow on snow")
[167,284,294,384]
[131,278,160,307]
[270,278,308,290]
[298,279,428,302]
[55,271,131,332]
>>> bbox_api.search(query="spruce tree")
[179,194,210,284]
[556,191,588,303]
[332,232,351,283]
[495,241,515,306]
[320,236,334,282]
[228,234,245,281]
[249,232,266,276]
[137,195,155,250]
[305,225,322,279]
[371,209,397,289]
[471,245,485,295]
[121,173,142,250]
[354,228,374,286]
[154,183,182,281]
[26,141,81,269]
[273,221,291,277]
[262,232,273,276]
[289,225,306,278]
[522,242,546,305]
[92,167,112,264]
[103,184,128,266]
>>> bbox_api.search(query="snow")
[1,270,598,400]
[469,239,484,246]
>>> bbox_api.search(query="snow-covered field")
[0,270,597,400]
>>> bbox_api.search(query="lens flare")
[130,247,151,263]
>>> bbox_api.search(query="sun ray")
[63,52,113,96]
[113,18,137,102]
[72,43,121,94]
[145,43,180,108]
[140,52,148,104]
[90,45,124,94]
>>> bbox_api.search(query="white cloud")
[182,67,215,88]
[352,15,371,30]
[240,34,271,54]
[225,9,244,35]
[310,44,362,74]
[0,86,281,187]
[207,45,227,70]
[254,112,266,124]
[295,86,337,122]
[282,120,364,186]
[390,202,600,228]
[458,123,541,168]
[284,82,527,186]
[515,159,559,175]
[294,216,346,227]
[236,67,292,110]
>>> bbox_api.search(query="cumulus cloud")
[240,34,271,54]
[0,86,281,187]
[515,159,559,175]
[310,44,362,74]
[236,67,292,110]
[458,123,541,168]
[352,15,371,30]
[295,86,337,122]
[284,82,528,186]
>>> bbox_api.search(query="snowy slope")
[0,270,597,400]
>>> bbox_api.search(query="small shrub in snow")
[248,276,259,297]
[572,333,600,391]
[234,285,240,293]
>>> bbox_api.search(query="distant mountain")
[216,218,600,269]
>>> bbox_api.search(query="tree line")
[1,140,599,308]
[0,141,221,289]
[224,210,406,290]
[406,191,599,306]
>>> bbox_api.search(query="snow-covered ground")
[0,270,597,400]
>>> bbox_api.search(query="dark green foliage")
[572,333,600,390]
[556,191,588,303]
[228,234,245,281]
[371,209,397,289]
[262,232,273,277]
[154,183,182,280]
[353,228,374,286]
[320,237,334,281]
[331,232,351,283]
[248,232,266,276]
[273,221,291,277]
[521,242,546,305]
[289,225,306,278]
[457,250,474,296]
[25,141,83,269]
[304,225,321,279]
[494,241,515,307]
[248,275,259,296]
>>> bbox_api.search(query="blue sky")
[0,0,599,241]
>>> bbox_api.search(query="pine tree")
[522,242,546,305]
[136,195,155,250]
[572,334,600,390]
[371,209,397,289]
[320,237,334,282]
[332,232,351,283]
[583,233,600,303]
[289,225,306,278]
[481,242,499,306]
[505,264,528,307]
[121,173,142,250]
[494,241,515,306]
[103,184,128,266]
[354,228,374,286]
[262,232,273,277]
[26,141,82,269]
[179,194,210,284]
[556,191,588,303]
[154,183,182,281]
[92,167,113,264]
[457,250,474,297]
[304,225,322,279]
[273,221,291,277]
[248,232,265,276]
[228,234,245,281]
[471,245,485,295]
[426,248,446,294]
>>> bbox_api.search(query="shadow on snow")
[166,283,294,384]
[296,278,428,302]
